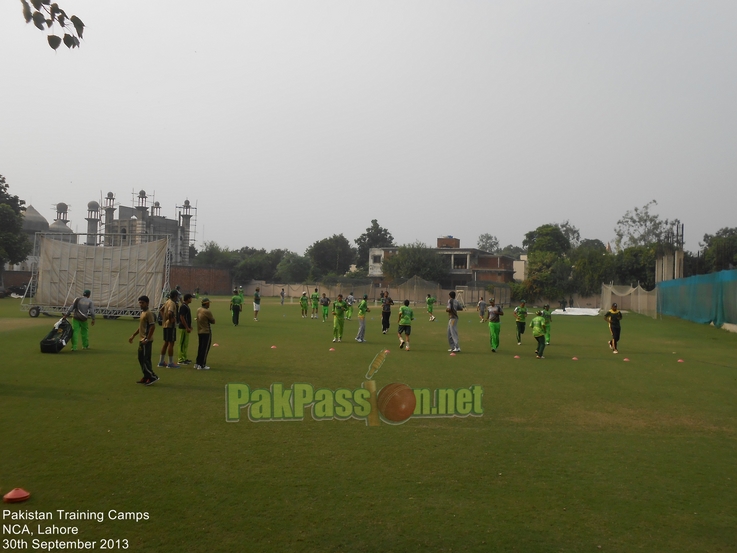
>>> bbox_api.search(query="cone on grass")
[3,488,30,503]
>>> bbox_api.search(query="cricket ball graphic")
[377,383,416,424]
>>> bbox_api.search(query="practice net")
[657,269,737,328]
[600,283,657,318]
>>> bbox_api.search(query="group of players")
[129,286,625,385]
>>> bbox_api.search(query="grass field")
[1,296,736,552]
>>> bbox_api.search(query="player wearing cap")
[355,294,370,342]
[604,303,623,354]
[530,310,547,358]
[514,300,528,345]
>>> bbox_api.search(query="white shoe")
[332,338,336,342]
[448,349,454,352]
[337,339,341,342]
[518,342,521,346]
[452,348,461,353]
[193,364,201,370]
[202,365,211,370]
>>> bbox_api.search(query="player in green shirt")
[253,287,261,321]
[529,310,547,358]
[542,304,552,344]
[299,292,309,318]
[514,300,528,345]
[332,294,348,342]
[397,299,414,351]
[229,288,243,326]
[355,294,370,342]
[426,294,437,321]
[310,288,320,319]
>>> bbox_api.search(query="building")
[6,192,196,273]
[98,190,195,265]
[369,236,516,288]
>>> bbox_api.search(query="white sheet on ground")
[552,308,600,316]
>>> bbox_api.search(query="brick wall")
[170,266,232,296]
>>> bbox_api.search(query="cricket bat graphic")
[363,350,388,427]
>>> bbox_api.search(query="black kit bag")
[40,318,74,353]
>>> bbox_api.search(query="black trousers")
[138,341,155,378]
[382,311,391,332]
[196,332,212,367]
[232,307,240,326]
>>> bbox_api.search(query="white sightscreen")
[36,237,168,309]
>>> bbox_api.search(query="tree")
[498,244,526,259]
[381,241,449,283]
[614,245,656,290]
[354,220,394,269]
[614,200,681,251]
[234,249,285,282]
[193,241,239,270]
[523,224,571,255]
[306,234,355,277]
[0,175,32,288]
[557,220,581,249]
[569,239,615,296]
[520,251,573,301]
[274,253,311,283]
[20,0,85,50]
[477,233,500,253]
[701,227,737,273]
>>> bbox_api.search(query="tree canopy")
[0,175,32,286]
[523,224,571,255]
[354,220,394,269]
[381,241,449,283]
[20,0,85,50]
[477,233,500,253]
[614,200,681,251]
[306,234,355,278]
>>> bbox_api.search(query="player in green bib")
[299,292,309,318]
[397,299,414,351]
[229,289,243,326]
[355,294,370,342]
[542,304,552,344]
[426,294,437,321]
[310,289,320,319]
[514,300,528,345]
[332,294,348,342]
[530,310,547,358]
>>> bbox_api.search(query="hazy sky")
[2,1,735,255]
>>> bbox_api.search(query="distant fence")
[658,269,737,327]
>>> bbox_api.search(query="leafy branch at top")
[20,0,84,50]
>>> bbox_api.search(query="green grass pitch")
[1,297,736,552]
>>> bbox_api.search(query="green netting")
[657,269,737,327]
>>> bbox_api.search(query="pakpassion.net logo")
[225,350,483,426]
